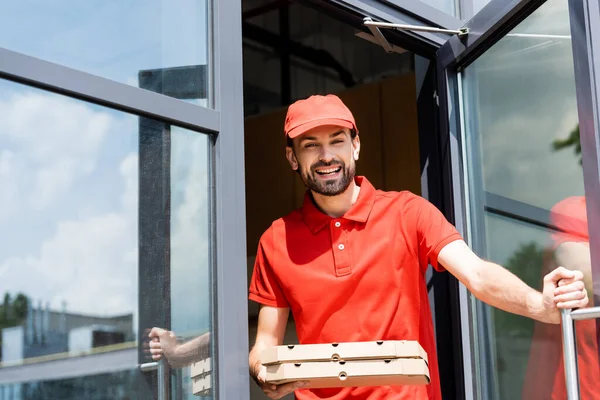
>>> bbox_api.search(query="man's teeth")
[317,167,341,175]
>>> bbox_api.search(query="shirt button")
[338,244,345,251]
[334,222,341,228]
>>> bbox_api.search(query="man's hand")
[148,327,182,367]
[541,266,589,324]
[254,365,308,399]
[248,305,306,399]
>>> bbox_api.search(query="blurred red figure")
[523,196,599,399]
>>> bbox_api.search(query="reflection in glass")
[0,78,213,399]
[0,0,212,107]
[420,0,457,17]
[522,196,598,400]
[462,0,581,211]
[169,127,213,400]
[461,0,599,398]
[482,214,550,399]
[473,0,492,15]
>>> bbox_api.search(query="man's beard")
[300,159,356,196]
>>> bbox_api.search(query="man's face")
[286,125,360,196]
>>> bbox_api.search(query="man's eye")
[305,143,317,148]
[331,140,344,145]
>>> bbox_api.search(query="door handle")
[561,306,600,400]
[140,359,168,400]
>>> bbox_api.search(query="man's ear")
[286,146,299,171]
[352,135,361,161]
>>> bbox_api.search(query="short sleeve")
[248,228,290,308]
[549,196,589,248]
[411,195,463,272]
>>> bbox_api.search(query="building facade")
[0,0,599,399]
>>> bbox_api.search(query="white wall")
[1,326,24,364]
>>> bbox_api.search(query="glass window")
[0,78,213,399]
[482,214,556,399]
[287,3,413,102]
[0,0,212,107]
[420,0,458,17]
[460,0,599,398]
[473,0,491,15]
[462,0,580,211]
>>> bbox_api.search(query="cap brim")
[286,118,355,139]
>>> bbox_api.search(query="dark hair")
[286,128,358,148]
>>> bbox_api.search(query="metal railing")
[561,306,600,399]
[140,359,169,400]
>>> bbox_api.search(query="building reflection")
[0,297,136,400]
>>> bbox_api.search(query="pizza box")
[265,358,429,389]
[191,357,211,379]
[192,374,211,396]
[261,340,427,366]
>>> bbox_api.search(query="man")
[248,94,589,400]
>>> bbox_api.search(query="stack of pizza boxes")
[262,340,430,389]
[191,357,211,396]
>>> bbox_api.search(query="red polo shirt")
[249,176,463,399]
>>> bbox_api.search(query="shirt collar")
[301,176,376,234]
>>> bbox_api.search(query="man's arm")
[438,240,588,324]
[249,305,307,399]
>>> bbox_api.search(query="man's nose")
[319,146,335,163]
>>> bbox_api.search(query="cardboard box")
[265,358,430,389]
[261,341,428,366]
[192,374,211,396]
[191,357,211,378]
[191,358,212,396]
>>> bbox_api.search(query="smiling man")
[248,94,589,400]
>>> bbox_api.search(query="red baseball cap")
[284,94,357,139]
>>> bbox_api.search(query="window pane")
[0,78,214,399]
[170,127,214,399]
[0,1,212,107]
[420,0,457,17]
[286,3,414,102]
[482,214,550,399]
[462,0,581,211]
[479,213,598,399]
[461,0,599,398]
[472,0,490,14]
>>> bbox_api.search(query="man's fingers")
[557,286,589,309]
[263,381,308,399]
[554,280,585,295]
[151,349,163,360]
[148,327,166,339]
[557,297,589,309]
[545,266,576,285]
[554,289,586,303]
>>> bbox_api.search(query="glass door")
[0,0,247,398]
[438,0,600,398]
